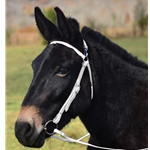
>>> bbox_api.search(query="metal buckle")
[44,120,58,136]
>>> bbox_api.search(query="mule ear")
[34,7,61,41]
[54,7,74,40]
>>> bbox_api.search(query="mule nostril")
[25,123,31,134]
[24,122,33,138]
[15,120,34,142]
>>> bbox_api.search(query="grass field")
[6,36,148,150]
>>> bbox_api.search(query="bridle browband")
[43,40,147,150]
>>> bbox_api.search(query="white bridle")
[48,40,93,125]
[43,40,147,150]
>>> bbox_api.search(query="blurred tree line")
[42,7,56,44]
[42,1,148,41]
[87,0,148,37]
[45,7,56,24]
[134,0,148,36]
[6,1,148,45]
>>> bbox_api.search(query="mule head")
[15,7,92,148]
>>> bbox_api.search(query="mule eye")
[57,68,69,77]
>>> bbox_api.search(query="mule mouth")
[15,120,56,148]
[31,127,57,148]
[31,130,46,148]
[15,122,46,148]
[31,128,56,148]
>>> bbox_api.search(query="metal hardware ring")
[44,120,58,136]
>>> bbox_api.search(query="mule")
[15,7,148,149]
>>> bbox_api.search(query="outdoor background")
[6,0,148,150]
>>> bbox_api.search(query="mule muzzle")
[14,106,45,147]
[15,119,45,147]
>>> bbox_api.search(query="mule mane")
[82,26,148,70]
